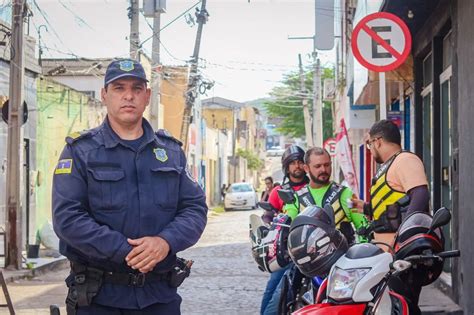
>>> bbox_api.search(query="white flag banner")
[336,118,359,196]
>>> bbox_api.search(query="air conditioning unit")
[323,78,336,102]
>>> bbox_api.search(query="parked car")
[266,146,285,157]
[224,182,258,211]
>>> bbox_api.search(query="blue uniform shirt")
[52,117,208,309]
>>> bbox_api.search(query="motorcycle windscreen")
[291,303,366,315]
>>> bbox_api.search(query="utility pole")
[179,0,209,151]
[149,8,163,129]
[298,54,313,147]
[6,0,25,270]
[129,0,140,60]
[37,25,47,67]
[312,54,323,147]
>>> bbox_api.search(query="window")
[442,32,453,70]
[422,53,433,88]
[81,90,95,99]
[228,184,253,193]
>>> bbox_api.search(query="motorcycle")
[258,201,279,225]
[292,207,460,315]
[249,205,324,315]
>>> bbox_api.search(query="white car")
[224,183,258,211]
[266,146,285,157]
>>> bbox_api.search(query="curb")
[2,257,69,283]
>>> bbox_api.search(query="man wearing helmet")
[283,147,369,244]
[260,145,309,315]
[267,145,309,212]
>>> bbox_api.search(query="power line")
[57,0,94,31]
[139,0,202,48]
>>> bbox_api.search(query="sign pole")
[379,72,387,119]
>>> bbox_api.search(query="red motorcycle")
[292,207,460,315]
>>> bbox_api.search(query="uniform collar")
[102,116,156,149]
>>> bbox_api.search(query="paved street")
[3,209,268,315]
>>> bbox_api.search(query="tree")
[236,148,264,171]
[264,66,335,141]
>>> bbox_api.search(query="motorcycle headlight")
[327,267,371,302]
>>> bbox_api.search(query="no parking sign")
[351,12,411,72]
[324,138,337,157]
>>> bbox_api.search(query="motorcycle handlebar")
[403,250,461,263]
[438,250,461,258]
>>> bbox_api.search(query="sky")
[19,0,340,103]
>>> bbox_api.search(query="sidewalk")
[420,281,463,315]
[2,254,68,283]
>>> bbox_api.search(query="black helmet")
[250,214,292,273]
[281,145,305,175]
[288,205,348,277]
[394,211,444,286]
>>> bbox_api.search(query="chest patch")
[153,148,168,162]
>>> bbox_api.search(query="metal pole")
[150,12,161,129]
[232,108,237,183]
[6,0,25,270]
[313,57,323,147]
[298,54,313,147]
[129,0,140,60]
[379,72,387,119]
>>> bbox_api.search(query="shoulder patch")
[156,129,183,146]
[65,129,94,145]
[55,159,73,174]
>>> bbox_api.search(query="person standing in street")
[260,145,309,315]
[52,59,208,315]
[352,120,430,245]
[351,120,430,315]
[260,176,274,202]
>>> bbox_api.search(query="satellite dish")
[1,99,29,125]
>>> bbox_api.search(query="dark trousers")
[74,297,182,315]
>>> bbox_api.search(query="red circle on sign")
[323,138,337,157]
[351,12,412,72]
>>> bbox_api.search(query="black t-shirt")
[122,133,146,151]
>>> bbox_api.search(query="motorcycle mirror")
[277,189,296,204]
[428,207,451,234]
[391,260,412,274]
[258,202,273,211]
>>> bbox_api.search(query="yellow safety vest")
[370,151,407,220]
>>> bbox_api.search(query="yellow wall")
[36,78,106,229]
[161,66,188,138]
[202,108,234,130]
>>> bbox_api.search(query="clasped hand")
[125,236,170,273]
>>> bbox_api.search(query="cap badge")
[119,60,134,72]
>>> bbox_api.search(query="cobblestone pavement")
[2,209,268,315]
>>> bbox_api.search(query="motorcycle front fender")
[291,303,366,315]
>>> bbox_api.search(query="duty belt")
[103,271,168,287]
[70,262,168,288]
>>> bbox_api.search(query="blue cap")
[104,59,148,86]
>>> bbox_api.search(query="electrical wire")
[139,0,202,48]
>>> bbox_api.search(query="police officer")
[52,59,208,314]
